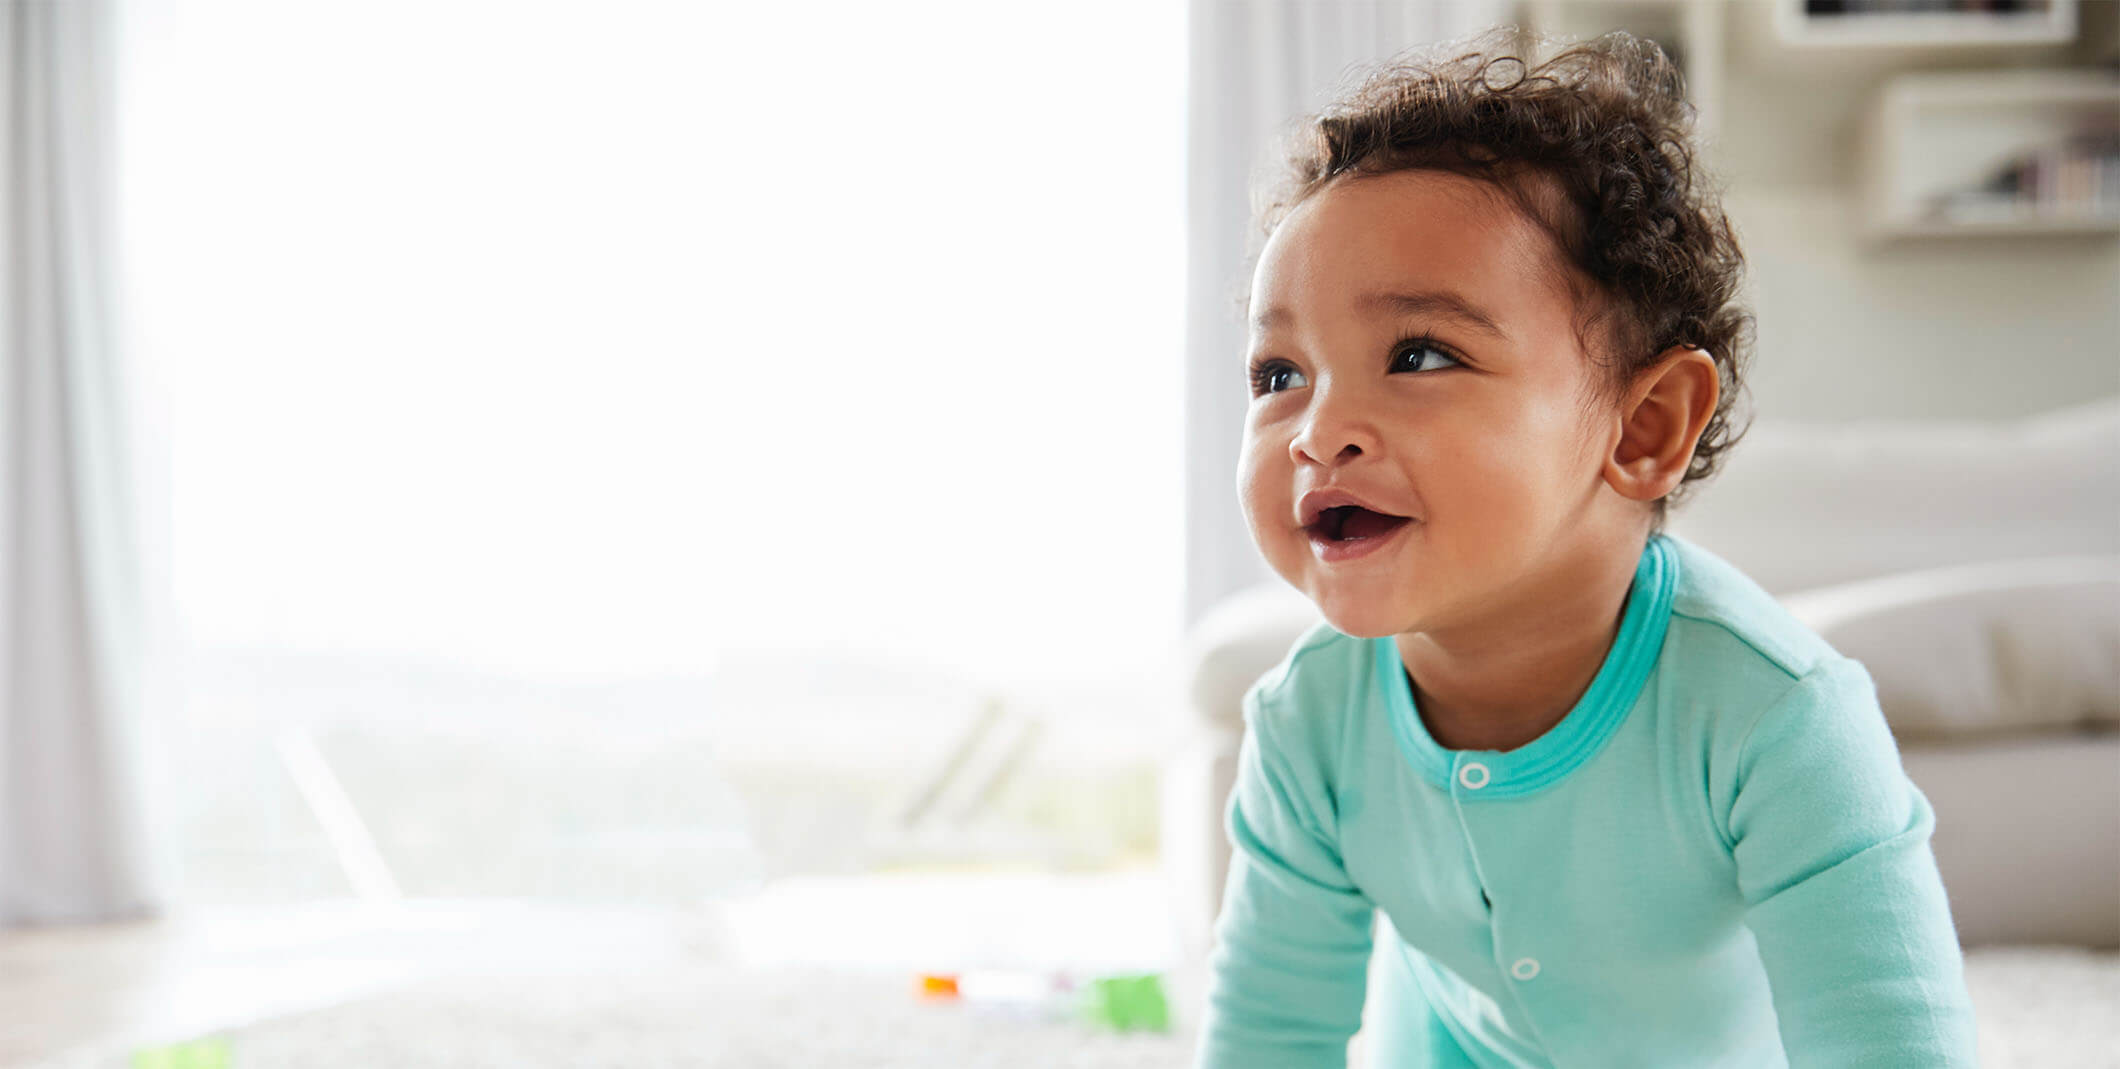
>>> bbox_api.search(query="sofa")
[1162,397,2120,1052]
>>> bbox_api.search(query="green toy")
[131,1035,231,1069]
[1075,972,1171,1033]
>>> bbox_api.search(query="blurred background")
[2,0,2115,1065]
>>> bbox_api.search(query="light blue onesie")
[1195,532,1977,1067]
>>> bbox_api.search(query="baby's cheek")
[1234,443,1293,554]
[1233,435,1273,504]
[1434,438,1549,546]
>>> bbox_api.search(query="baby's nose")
[1291,394,1376,466]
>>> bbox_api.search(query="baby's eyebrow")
[1251,289,1510,343]
[1357,290,1510,342]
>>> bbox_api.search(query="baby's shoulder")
[1243,621,1369,749]
[1656,535,1863,725]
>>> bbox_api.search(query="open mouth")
[1306,504,1414,543]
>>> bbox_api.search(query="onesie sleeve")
[1727,657,1979,1065]
[1193,687,1375,1069]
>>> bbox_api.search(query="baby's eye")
[1249,360,1309,396]
[1390,338,1465,374]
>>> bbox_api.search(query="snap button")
[1511,957,1540,980]
[1458,762,1491,790]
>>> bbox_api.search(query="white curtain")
[1184,0,1511,623]
[0,0,162,927]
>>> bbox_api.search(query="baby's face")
[1239,169,1617,639]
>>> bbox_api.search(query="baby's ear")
[1602,346,1718,504]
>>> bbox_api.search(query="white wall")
[1728,187,2119,422]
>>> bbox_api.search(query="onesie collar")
[1375,533,1677,799]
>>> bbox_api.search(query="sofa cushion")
[1667,398,2120,596]
[1900,733,2120,948]
[1182,582,1316,733]
[1781,557,2120,740]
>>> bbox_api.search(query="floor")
[11,879,2116,1067]
[0,869,1179,1068]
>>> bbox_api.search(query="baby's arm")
[1194,691,1375,1069]
[1727,657,1980,1065]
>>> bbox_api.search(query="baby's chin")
[1307,590,1418,640]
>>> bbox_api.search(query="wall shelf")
[1858,69,2120,241]
[1512,1,2119,241]
[1774,0,2079,49]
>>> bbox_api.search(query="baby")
[1196,31,1977,1068]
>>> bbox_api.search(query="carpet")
[32,947,2117,1067]
[43,963,1192,1068]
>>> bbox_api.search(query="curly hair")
[1260,28,1753,527]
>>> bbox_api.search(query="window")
[120,0,1184,904]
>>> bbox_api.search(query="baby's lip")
[1296,487,1411,528]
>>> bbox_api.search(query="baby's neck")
[1393,538,1642,754]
